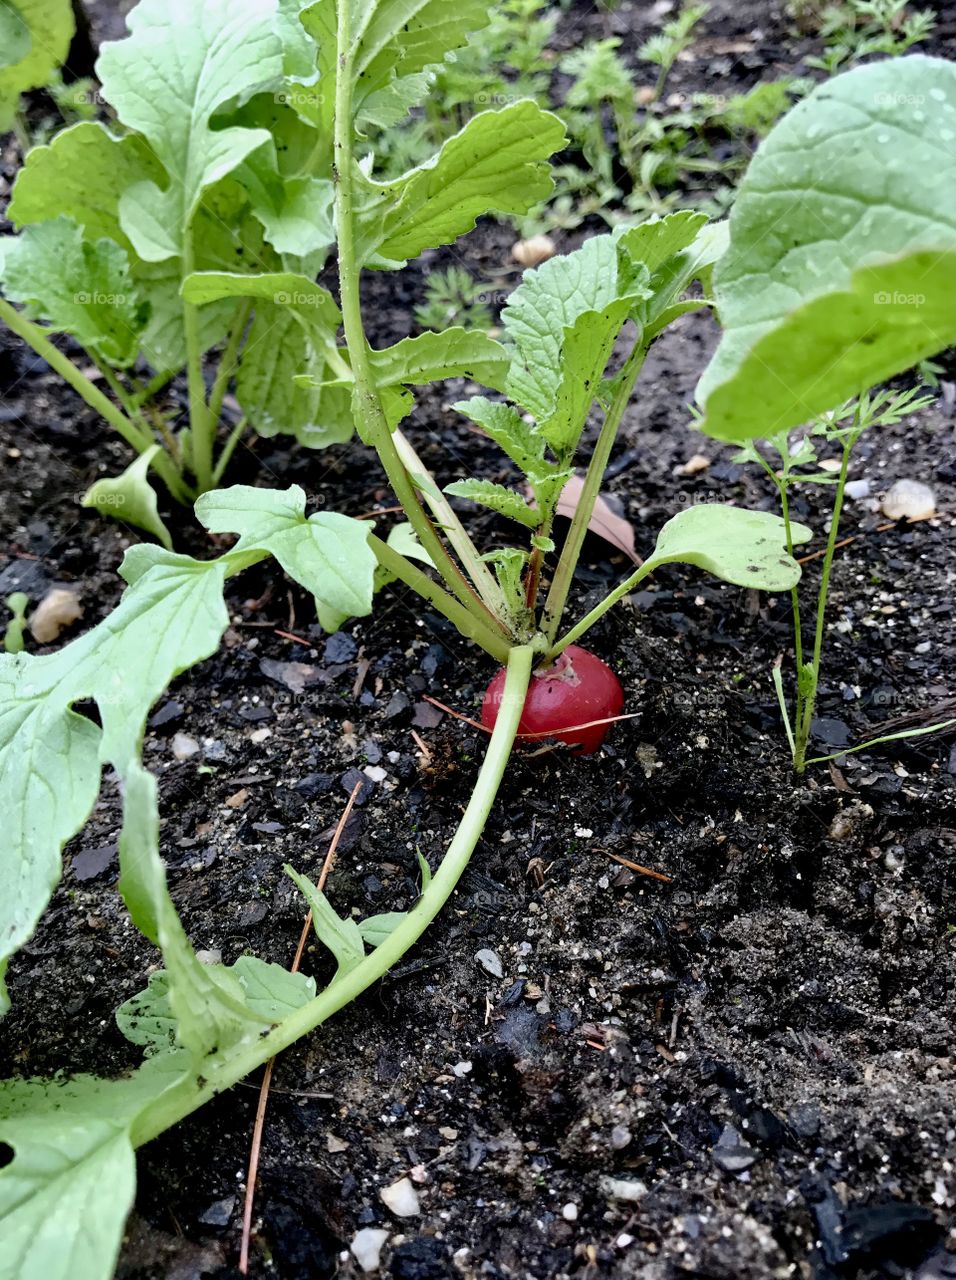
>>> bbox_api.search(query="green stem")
[793,437,853,772]
[0,298,190,503]
[130,643,533,1148]
[369,534,511,663]
[132,367,176,408]
[544,559,656,662]
[211,416,248,487]
[207,300,251,439]
[331,7,506,634]
[390,429,508,619]
[542,339,646,643]
[181,234,214,494]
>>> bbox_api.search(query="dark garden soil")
[2,2,956,1278]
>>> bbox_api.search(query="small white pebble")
[364,765,387,783]
[452,1060,472,1077]
[882,479,936,520]
[350,1227,390,1272]
[562,1202,578,1222]
[574,827,593,838]
[379,1177,420,1217]
[171,732,200,760]
[249,727,271,743]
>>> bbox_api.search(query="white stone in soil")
[881,479,936,520]
[350,1227,390,1272]
[379,1176,420,1217]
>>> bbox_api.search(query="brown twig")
[606,852,673,884]
[797,516,935,564]
[274,628,313,646]
[238,780,363,1273]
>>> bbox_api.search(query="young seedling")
[694,53,956,770]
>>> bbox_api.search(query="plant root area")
[2,2,956,1277]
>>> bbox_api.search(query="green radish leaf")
[82,446,173,550]
[503,235,622,422]
[644,505,812,591]
[348,0,489,110]
[230,955,317,1020]
[116,956,315,1056]
[615,209,710,274]
[481,547,528,617]
[384,521,434,570]
[359,70,433,128]
[0,3,31,69]
[195,485,377,621]
[358,911,407,948]
[0,217,145,366]
[0,0,74,129]
[115,971,178,1054]
[181,270,341,337]
[7,122,163,251]
[238,149,336,257]
[0,547,233,1003]
[370,328,510,392]
[118,764,297,1057]
[0,1051,190,1280]
[452,397,546,474]
[445,479,540,529]
[373,101,565,264]
[696,56,956,442]
[235,305,349,448]
[96,0,284,262]
[285,864,365,975]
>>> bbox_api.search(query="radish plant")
[6,15,954,1280]
[694,54,956,771]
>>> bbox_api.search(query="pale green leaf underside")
[82,446,173,550]
[696,55,956,441]
[0,216,144,366]
[645,505,812,591]
[375,101,566,263]
[349,0,489,107]
[96,0,284,260]
[181,270,341,336]
[0,550,231,1001]
[0,1053,189,1280]
[195,485,377,619]
[7,122,164,252]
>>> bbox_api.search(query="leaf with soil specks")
[554,474,640,564]
[645,504,811,591]
[0,1051,190,1280]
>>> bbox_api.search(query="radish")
[482,645,624,754]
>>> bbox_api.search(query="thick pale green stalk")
[0,297,190,503]
[793,439,853,772]
[368,533,511,663]
[181,235,214,494]
[130,643,533,1148]
[391,429,508,619]
[331,4,508,637]
[542,340,646,643]
[544,560,656,662]
[207,299,252,443]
